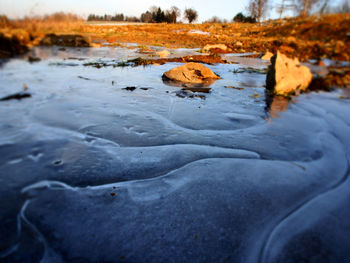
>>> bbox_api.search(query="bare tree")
[332,0,350,13]
[276,0,296,18]
[140,11,152,23]
[318,0,330,14]
[247,0,269,22]
[184,8,198,23]
[171,6,181,22]
[294,0,321,16]
[149,6,158,15]
[166,6,181,23]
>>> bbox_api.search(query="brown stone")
[202,44,227,53]
[162,62,220,84]
[156,49,170,58]
[266,51,313,96]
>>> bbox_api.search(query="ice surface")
[0,47,349,262]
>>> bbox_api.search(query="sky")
[0,0,344,22]
[1,0,254,22]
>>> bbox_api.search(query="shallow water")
[0,46,350,262]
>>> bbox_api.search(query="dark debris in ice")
[0,92,31,101]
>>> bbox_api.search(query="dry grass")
[0,12,84,44]
[1,13,349,61]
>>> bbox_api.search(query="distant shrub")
[204,16,228,23]
[125,16,140,22]
[233,12,256,23]
[0,15,10,27]
[42,12,81,22]
[140,6,180,23]
[87,13,124,22]
[87,6,181,24]
[140,11,152,23]
[184,8,198,23]
[233,13,245,22]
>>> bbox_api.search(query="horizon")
[0,0,283,22]
[0,0,344,22]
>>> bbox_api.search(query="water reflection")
[269,96,291,118]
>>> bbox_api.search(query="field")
[1,13,350,61]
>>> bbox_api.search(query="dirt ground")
[0,13,349,62]
[85,14,350,62]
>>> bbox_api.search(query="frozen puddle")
[187,29,211,35]
[0,46,350,262]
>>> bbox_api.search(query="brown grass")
[0,13,84,44]
[1,13,349,61]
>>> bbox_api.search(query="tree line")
[87,1,349,24]
[87,6,198,23]
[246,0,350,23]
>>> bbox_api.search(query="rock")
[175,89,206,99]
[261,51,273,60]
[202,44,227,53]
[162,62,220,84]
[122,86,137,91]
[156,49,170,58]
[225,86,244,90]
[317,60,326,67]
[28,56,41,63]
[175,89,194,98]
[266,51,313,96]
[40,34,90,47]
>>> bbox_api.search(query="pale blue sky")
[1,0,261,21]
[0,0,343,22]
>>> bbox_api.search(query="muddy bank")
[0,33,28,58]
[310,66,350,90]
[154,54,230,65]
[40,34,90,47]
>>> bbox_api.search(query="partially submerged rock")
[156,49,170,58]
[155,54,228,65]
[40,34,90,47]
[28,56,41,63]
[266,51,313,96]
[202,44,228,53]
[162,62,220,84]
